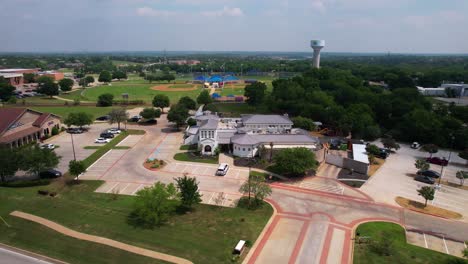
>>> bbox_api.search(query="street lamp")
[70,132,76,161]
[438,135,455,185]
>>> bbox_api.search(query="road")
[0,247,53,264]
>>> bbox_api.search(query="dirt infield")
[151,84,199,92]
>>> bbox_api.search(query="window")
[243,148,245,151]
[248,148,250,151]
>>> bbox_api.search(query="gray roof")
[241,115,293,125]
[199,119,218,130]
[186,126,199,135]
[217,131,236,144]
[196,114,218,121]
[231,133,319,145]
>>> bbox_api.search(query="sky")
[1,0,467,53]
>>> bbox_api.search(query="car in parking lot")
[67,128,83,134]
[129,115,142,122]
[107,128,121,134]
[96,115,110,121]
[216,163,229,176]
[95,138,111,144]
[414,175,435,184]
[40,143,55,150]
[374,148,390,159]
[411,142,420,149]
[100,132,114,139]
[417,170,441,178]
[426,157,448,166]
[39,169,62,179]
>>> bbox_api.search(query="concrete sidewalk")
[10,211,193,264]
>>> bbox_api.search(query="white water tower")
[311,40,325,68]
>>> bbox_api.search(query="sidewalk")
[11,211,193,264]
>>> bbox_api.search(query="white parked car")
[216,163,229,176]
[40,143,55,150]
[107,128,121,134]
[411,142,420,149]
[95,138,111,144]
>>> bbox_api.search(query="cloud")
[136,6,176,17]
[311,0,326,13]
[201,6,244,17]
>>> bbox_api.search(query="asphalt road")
[0,247,52,264]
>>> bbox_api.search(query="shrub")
[97,93,114,107]
[0,179,51,188]
[369,231,394,256]
[51,127,59,136]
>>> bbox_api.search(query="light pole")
[70,132,76,161]
[438,135,455,185]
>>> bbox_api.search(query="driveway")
[361,143,468,218]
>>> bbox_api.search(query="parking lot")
[407,230,467,258]
[362,143,468,216]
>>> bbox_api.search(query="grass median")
[354,222,463,264]
[173,152,219,164]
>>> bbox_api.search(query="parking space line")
[207,192,216,204]
[120,183,131,193]
[235,170,240,178]
[423,233,428,248]
[132,184,143,195]
[443,236,449,254]
[106,182,120,193]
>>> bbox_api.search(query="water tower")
[311,40,325,68]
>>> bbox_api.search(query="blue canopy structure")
[224,75,239,81]
[194,75,207,82]
[211,93,221,98]
[208,75,223,82]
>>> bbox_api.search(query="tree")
[98,70,112,83]
[140,107,160,121]
[97,93,114,106]
[381,136,400,151]
[456,171,468,186]
[174,175,202,210]
[129,182,179,228]
[64,112,93,129]
[152,94,170,113]
[0,145,20,182]
[167,103,189,130]
[58,78,74,92]
[0,77,15,101]
[187,118,197,126]
[69,160,86,180]
[269,142,274,162]
[239,172,272,207]
[273,148,317,177]
[244,82,267,106]
[112,71,127,80]
[78,78,88,87]
[37,76,59,98]
[421,144,438,158]
[85,76,95,84]
[23,73,36,83]
[197,90,212,105]
[20,144,60,176]
[415,159,430,171]
[459,149,468,166]
[109,108,128,130]
[417,186,435,207]
[292,116,316,131]
[366,144,381,156]
[178,96,197,110]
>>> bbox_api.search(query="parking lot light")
[438,135,455,185]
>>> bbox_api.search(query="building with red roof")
[0,108,61,147]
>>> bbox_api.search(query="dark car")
[100,132,114,139]
[329,138,344,150]
[96,115,110,121]
[426,157,448,166]
[417,170,441,179]
[414,175,435,184]
[39,169,62,179]
[375,148,390,159]
[67,128,83,134]
[145,119,157,125]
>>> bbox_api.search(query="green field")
[82,83,203,104]
[213,103,263,116]
[173,152,219,164]
[30,106,118,119]
[354,222,464,264]
[168,84,196,89]
[0,181,272,264]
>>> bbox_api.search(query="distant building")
[0,108,61,148]
[417,83,468,97]
[168,60,201,66]
[0,68,40,74]
[0,73,24,87]
[37,71,64,81]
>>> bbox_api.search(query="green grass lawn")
[29,106,117,119]
[179,144,198,151]
[218,87,245,96]
[173,152,219,164]
[168,84,196,89]
[82,84,203,104]
[0,180,272,264]
[354,222,464,264]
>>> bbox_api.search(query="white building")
[184,112,320,157]
[417,83,468,97]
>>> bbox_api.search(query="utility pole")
[70,132,76,161]
[438,135,455,185]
